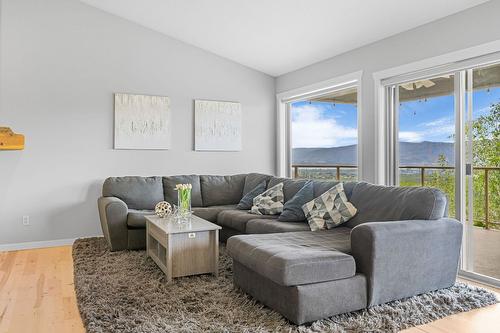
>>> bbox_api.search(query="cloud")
[421,117,452,128]
[474,106,492,116]
[399,116,454,143]
[291,105,357,148]
[399,131,423,142]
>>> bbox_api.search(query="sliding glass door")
[386,61,500,285]
[465,63,500,281]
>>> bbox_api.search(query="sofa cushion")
[192,205,238,223]
[227,228,355,286]
[245,219,310,234]
[345,182,447,228]
[303,183,358,231]
[268,177,309,202]
[200,174,246,206]
[127,209,154,229]
[217,209,278,232]
[103,177,163,210]
[278,180,314,222]
[163,175,203,207]
[237,181,266,210]
[313,180,356,199]
[242,173,272,196]
[250,183,284,215]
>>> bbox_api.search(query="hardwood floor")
[0,246,84,333]
[0,246,498,333]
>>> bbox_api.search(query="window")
[288,87,358,181]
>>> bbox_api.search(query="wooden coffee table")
[145,214,221,282]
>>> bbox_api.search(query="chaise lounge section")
[227,182,462,324]
[97,173,462,324]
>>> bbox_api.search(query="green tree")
[426,154,455,218]
[472,102,500,167]
[424,102,499,228]
[470,102,500,228]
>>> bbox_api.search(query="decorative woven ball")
[155,201,172,218]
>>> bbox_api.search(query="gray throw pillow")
[278,180,314,222]
[302,183,357,231]
[250,183,284,215]
[237,181,266,210]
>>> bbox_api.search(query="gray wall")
[276,0,500,183]
[0,0,275,245]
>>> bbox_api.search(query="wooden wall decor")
[0,127,25,150]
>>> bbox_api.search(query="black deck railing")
[291,164,500,229]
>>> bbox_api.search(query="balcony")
[292,164,499,227]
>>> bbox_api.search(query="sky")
[290,100,357,148]
[291,87,500,148]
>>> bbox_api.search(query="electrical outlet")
[22,215,30,226]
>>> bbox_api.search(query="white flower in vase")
[174,183,192,222]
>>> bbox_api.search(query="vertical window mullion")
[393,86,400,186]
[462,69,475,271]
[286,103,292,178]
[455,71,466,223]
[455,70,468,274]
[385,85,399,186]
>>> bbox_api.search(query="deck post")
[485,168,489,229]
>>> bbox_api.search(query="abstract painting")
[194,100,242,151]
[114,93,171,150]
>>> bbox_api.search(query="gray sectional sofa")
[97,173,463,325]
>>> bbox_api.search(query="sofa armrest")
[351,218,462,306]
[97,196,129,251]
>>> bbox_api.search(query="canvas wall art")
[114,93,171,150]
[194,100,242,151]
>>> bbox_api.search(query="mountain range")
[292,141,454,166]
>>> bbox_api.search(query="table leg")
[166,233,172,282]
[213,230,219,277]
[146,222,150,258]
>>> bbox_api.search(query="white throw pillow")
[250,183,284,215]
[302,183,357,231]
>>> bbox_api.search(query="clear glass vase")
[177,188,192,222]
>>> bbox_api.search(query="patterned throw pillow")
[250,183,284,215]
[302,183,357,231]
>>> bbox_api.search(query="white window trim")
[372,39,500,185]
[276,70,363,179]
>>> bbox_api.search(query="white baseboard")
[459,270,500,289]
[0,235,102,252]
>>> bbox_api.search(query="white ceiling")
[80,0,489,76]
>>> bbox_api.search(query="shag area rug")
[73,237,497,333]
